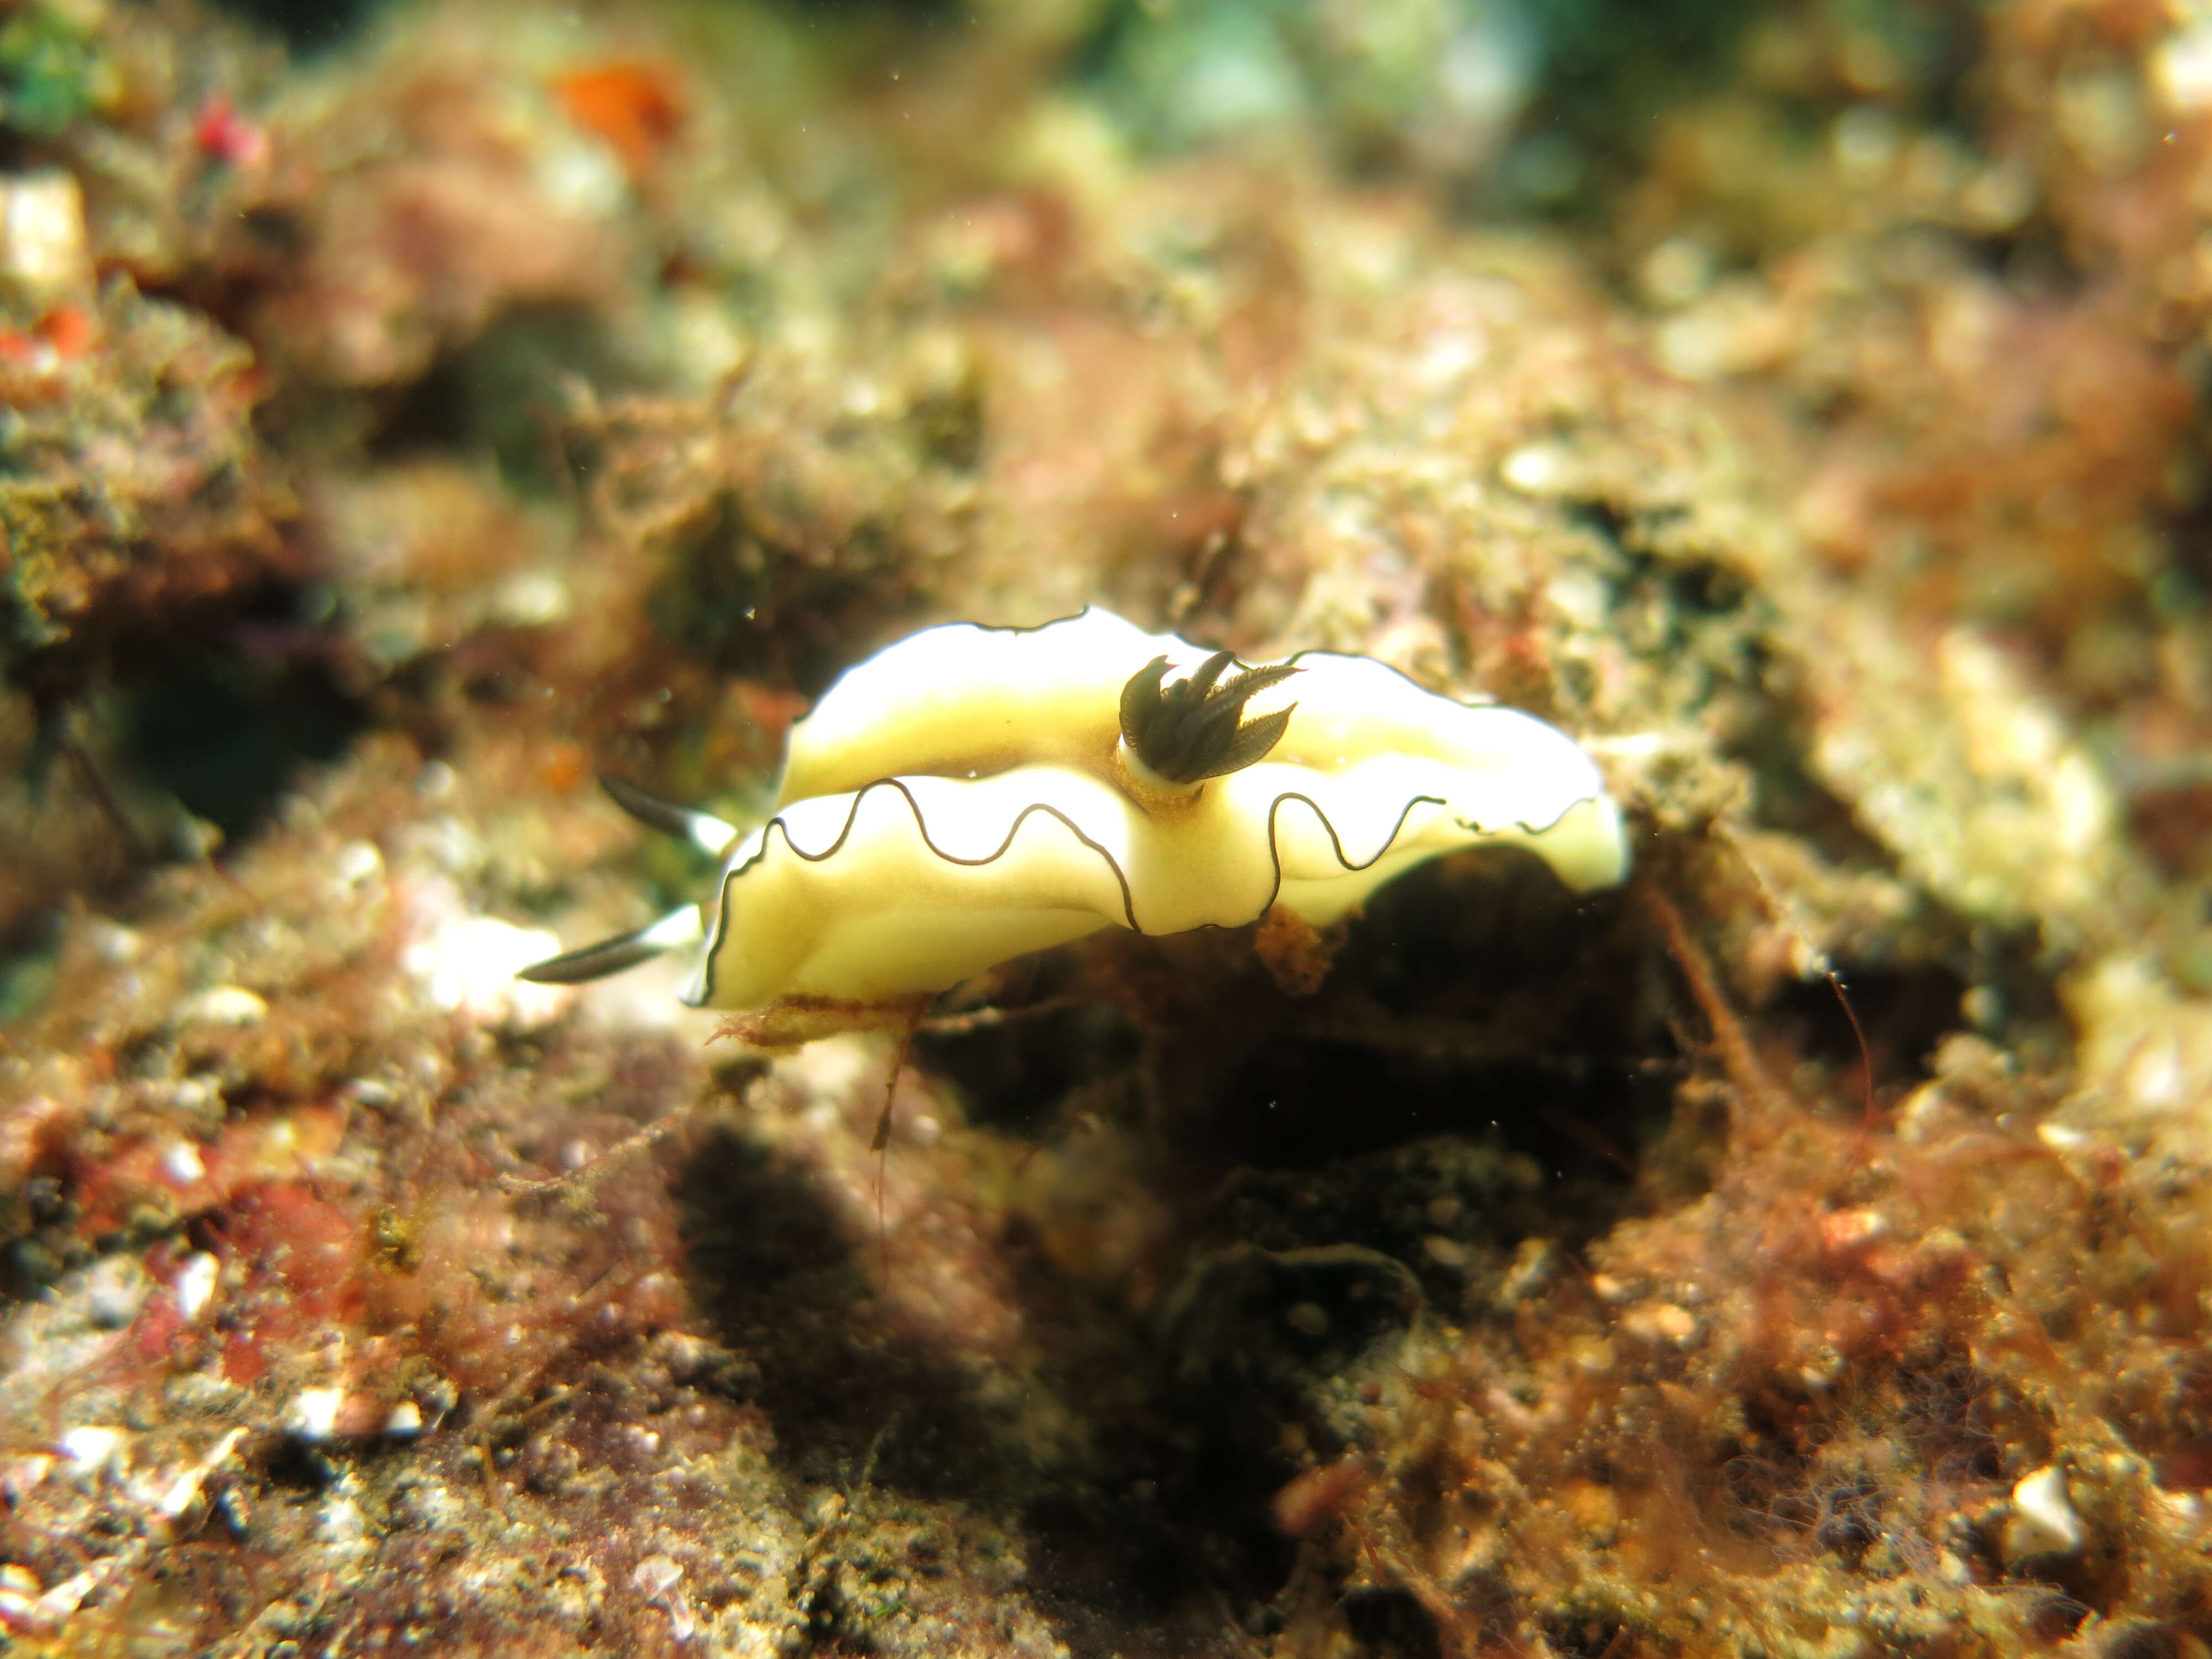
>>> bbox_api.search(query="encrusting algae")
[2,0,2212,1656]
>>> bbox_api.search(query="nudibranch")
[520,608,1629,1041]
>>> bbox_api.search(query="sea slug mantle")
[521,608,1629,1041]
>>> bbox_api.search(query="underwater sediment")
[4,0,2212,1654]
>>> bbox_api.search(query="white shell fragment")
[2001,1464,2085,1561]
[181,985,270,1027]
[57,1427,127,1475]
[523,608,1629,1037]
[172,1251,221,1321]
[283,1387,347,1443]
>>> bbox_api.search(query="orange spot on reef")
[540,740,592,795]
[551,61,686,179]
[0,306,96,385]
[40,304,95,358]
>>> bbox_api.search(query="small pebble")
[1639,236,1715,307]
[1422,1235,1470,1268]
[1568,1336,1616,1374]
[317,1493,368,1546]
[0,1562,39,1627]
[1819,1209,1887,1253]
[2,1457,53,1503]
[1618,1301,1698,1347]
[161,1140,207,1187]
[492,571,571,628]
[173,1252,220,1320]
[632,1554,683,1595]
[1500,442,1569,495]
[81,1255,150,1329]
[182,985,269,1027]
[58,1426,126,1473]
[85,920,142,964]
[283,1388,346,1443]
[333,840,385,890]
[2002,1464,2084,1561]
[165,1370,244,1415]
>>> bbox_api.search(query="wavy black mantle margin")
[689,775,1599,1008]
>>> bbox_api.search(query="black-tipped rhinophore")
[601,775,704,841]
[517,779,727,987]
[598,773,739,856]
[517,922,679,985]
[1118,651,1301,785]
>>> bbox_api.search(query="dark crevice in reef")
[644,495,927,700]
[119,597,367,847]
[208,0,378,54]
[1345,1588,1447,1659]
[1767,961,1970,1102]
[1022,1481,1292,1659]
[924,848,1666,1233]
[915,993,1141,1138]
[1735,706,1907,875]
[1206,1037,1658,1196]
[365,305,648,491]
[1196,855,1661,1217]
[2,580,368,941]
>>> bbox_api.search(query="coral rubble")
[4,0,2212,1655]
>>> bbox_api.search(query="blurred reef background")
[6,0,2212,1653]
